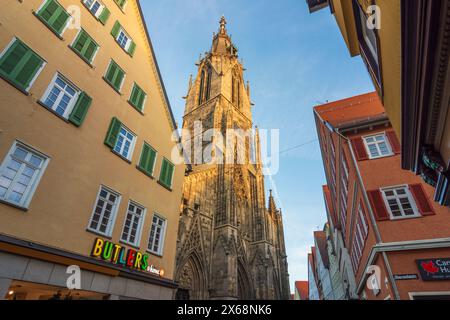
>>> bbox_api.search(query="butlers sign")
[91,238,164,277]
[416,258,450,281]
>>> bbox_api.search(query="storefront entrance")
[4,280,109,300]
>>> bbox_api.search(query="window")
[363,133,393,159]
[111,22,136,56]
[0,142,49,208]
[138,143,157,177]
[121,201,146,246]
[41,74,79,117]
[0,38,45,92]
[36,0,71,35]
[114,127,136,160]
[381,186,419,219]
[147,214,166,255]
[40,73,92,126]
[114,0,127,10]
[159,158,175,189]
[88,186,120,236]
[104,118,137,161]
[353,0,381,87]
[71,29,99,64]
[350,203,369,272]
[82,0,110,24]
[128,83,147,112]
[104,60,125,92]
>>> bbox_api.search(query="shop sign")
[416,258,450,281]
[393,274,419,281]
[91,238,164,277]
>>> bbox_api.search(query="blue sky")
[140,0,374,293]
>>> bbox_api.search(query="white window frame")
[87,185,121,237]
[113,125,136,161]
[40,73,80,119]
[116,28,132,51]
[380,185,420,220]
[147,213,167,256]
[0,141,50,208]
[120,200,146,247]
[83,0,105,18]
[362,132,393,159]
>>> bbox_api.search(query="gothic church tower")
[174,17,290,300]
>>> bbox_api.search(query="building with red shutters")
[314,92,450,300]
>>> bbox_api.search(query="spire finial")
[219,15,227,34]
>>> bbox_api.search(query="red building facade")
[314,92,450,300]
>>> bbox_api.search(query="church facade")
[174,17,290,300]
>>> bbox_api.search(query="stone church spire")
[175,17,290,301]
[211,15,238,56]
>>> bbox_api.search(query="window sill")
[111,149,132,164]
[68,46,95,68]
[0,199,29,212]
[86,228,113,239]
[102,77,123,95]
[157,180,173,192]
[146,250,163,258]
[33,12,65,40]
[36,100,71,123]
[367,153,396,160]
[119,239,141,250]
[127,100,145,115]
[136,166,155,179]
[114,41,134,57]
[0,73,31,96]
[389,215,423,221]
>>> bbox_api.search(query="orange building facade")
[314,92,450,300]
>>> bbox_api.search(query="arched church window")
[198,70,205,105]
[205,65,212,101]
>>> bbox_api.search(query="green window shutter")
[105,60,124,91]
[38,0,70,35]
[129,83,146,111]
[0,41,28,76]
[98,7,110,25]
[128,41,136,56]
[52,9,70,34]
[159,159,174,188]
[104,117,122,148]
[69,92,92,127]
[0,39,44,91]
[139,143,156,175]
[159,160,168,184]
[72,30,98,63]
[113,69,124,90]
[111,21,121,38]
[105,61,117,83]
[115,0,127,9]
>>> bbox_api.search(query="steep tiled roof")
[314,92,386,128]
[295,281,309,300]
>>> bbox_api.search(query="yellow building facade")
[0,0,184,300]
